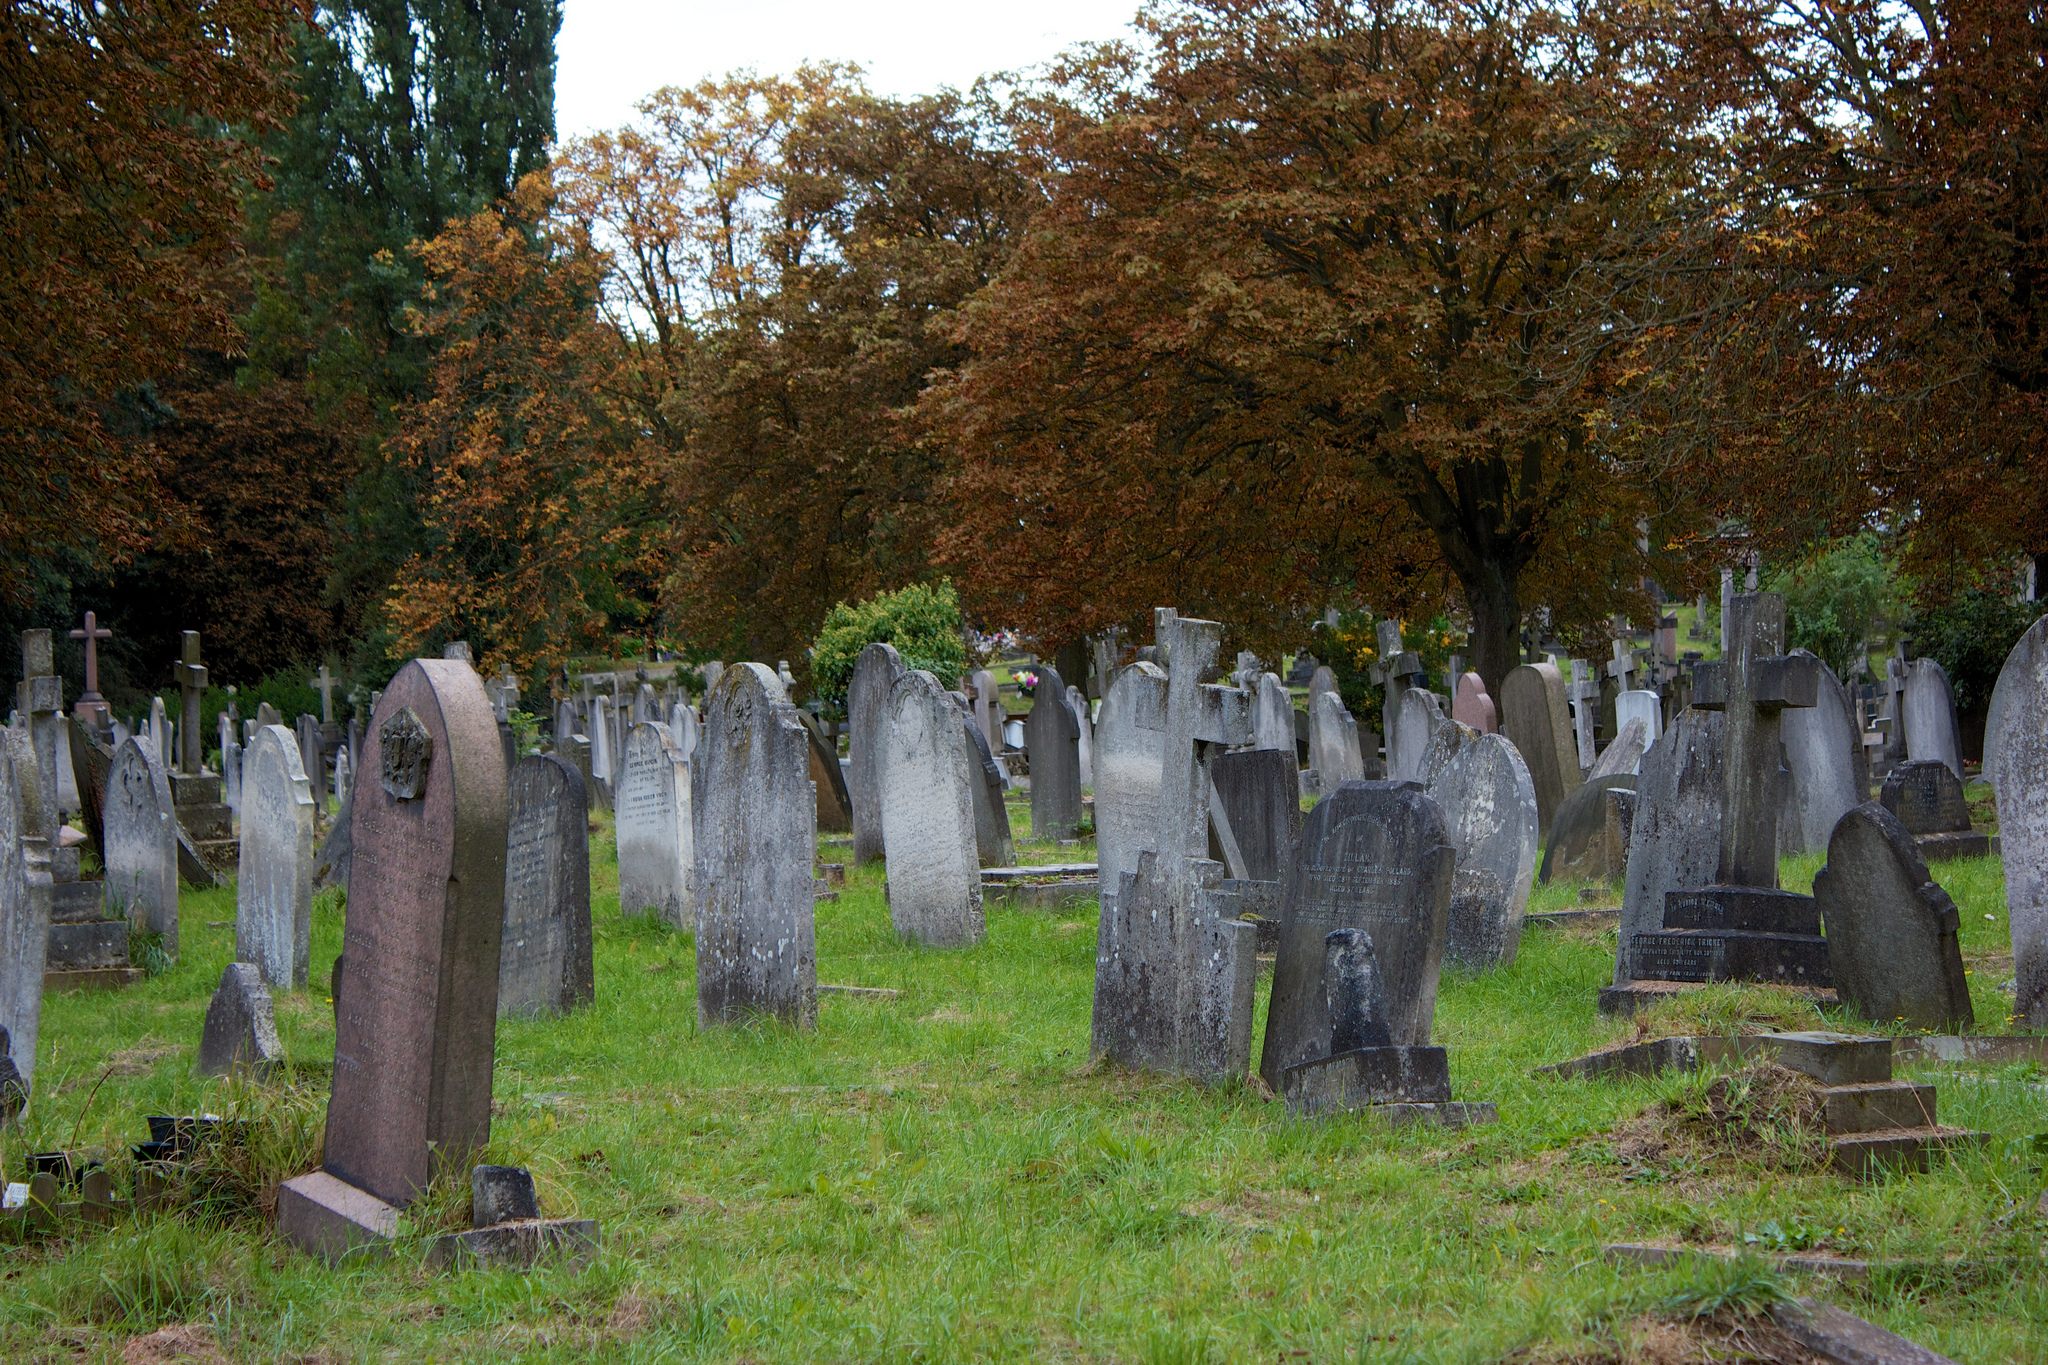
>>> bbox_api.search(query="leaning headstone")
[1587,716,1649,782]
[235,725,315,989]
[196,962,283,1078]
[1500,663,1580,836]
[1310,690,1364,790]
[880,671,984,947]
[1093,662,1167,900]
[1025,664,1083,840]
[1990,615,2048,1026]
[104,737,178,957]
[695,664,817,1028]
[1419,722,1538,970]
[846,642,906,863]
[1902,657,1964,781]
[1450,672,1497,733]
[797,712,853,834]
[1389,688,1449,785]
[498,755,593,1017]
[1259,781,1455,1088]
[959,711,1015,867]
[1879,761,1990,861]
[0,729,50,1108]
[277,658,509,1259]
[616,721,691,928]
[1780,653,1863,856]
[1539,775,1637,886]
[1814,804,1972,1032]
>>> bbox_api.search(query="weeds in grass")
[1668,1064,1829,1170]
[1654,1255,1790,1318]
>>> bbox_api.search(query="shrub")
[1764,534,1902,679]
[810,581,967,710]
[1908,586,2046,714]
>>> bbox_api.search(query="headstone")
[277,658,509,1258]
[196,962,283,1078]
[1067,684,1094,787]
[668,702,699,764]
[235,725,315,989]
[798,712,853,833]
[1259,782,1455,1089]
[16,630,62,822]
[1388,688,1449,784]
[66,610,113,732]
[147,696,171,770]
[1566,661,1601,771]
[1611,710,1727,987]
[1310,690,1364,789]
[695,664,816,1028]
[616,721,691,927]
[1093,661,1167,900]
[1025,664,1082,840]
[1878,761,1990,861]
[0,729,50,1106]
[1418,722,1538,969]
[442,641,475,664]
[1450,672,1497,733]
[1207,748,1301,882]
[1307,664,1338,701]
[174,632,207,776]
[498,754,593,1017]
[846,643,905,863]
[1614,688,1663,747]
[1252,673,1296,754]
[296,713,323,796]
[255,701,281,730]
[1538,775,1637,885]
[104,737,178,956]
[1499,663,1580,834]
[880,671,984,947]
[587,696,615,809]
[1780,652,1866,856]
[967,668,1001,751]
[1371,621,1425,775]
[312,663,339,725]
[1587,716,1649,781]
[1902,658,1964,780]
[1814,804,1973,1031]
[959,710,1015,867]
[1719,567,1735,653]
[1989,615,2048,1025]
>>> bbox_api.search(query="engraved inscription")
[379,707,432,800]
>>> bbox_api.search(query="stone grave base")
[1596,978,1837,1016]
[1346,1101,1498,1129]
[44,966,144,993]
[1913,830,1991,861]
[429,1219,601,1270]
[980,862,1099,913]
[276,1171,400,1262]
[1281,1046,1496,1128]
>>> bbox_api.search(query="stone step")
[1829,1126,1986,1178]
[50,878,106,924]
[1595,979,1838,1017]
[1751,1032,1895,1086]
[46,918,130,970]
[1631,928,1833,987]
[1822,1081,1935,1135]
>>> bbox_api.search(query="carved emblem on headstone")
[380,707,432,800]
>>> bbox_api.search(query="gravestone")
[1025,664,1083,840]
[1609,710,1726,989]
[1310,690,1364,790]
[295,713,323,798]
[1307,664,1338,702]
[616,721,691,927]
[847,642,906,863]
[880,670,984,947]
[1067,684,1095,788]
[498,755,593,1017]
[104,737,178,957]
[1259,782,1455,1089]
[1539,775,1637,886]
[1371,622,1425,776]
[959,710,1015,867]
[1419,722,1538,970]
[1988,615,2048,1026]
[668,702,699,764]
[1814,804,1972,1031]
[196,962,283,1078]
[235,725,315,989]
[695,664,816,1028]
[0,729,50,1106]
[1499,663,1580,835]
[277,658,509,1259]
[66,610,113,733]
[1208,748,1301,882]
[1902,658,1963,780]
[1389,688,1449,784]
[1985,616,2045,791]
[1252,673,1296,754]
[970,668,1001,750]
[174,631,207,776]
[1451,672,1497,733]
[798,712,853,833]
[1094,662,1167,901]
[1879,761,1990,861]
[16,630,62,823]
[587,696,615,809]
[1566,661,1601,771]
[1587,716,1649,781]
[1614,688,1664,748]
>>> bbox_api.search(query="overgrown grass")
[2,800,2043,1360]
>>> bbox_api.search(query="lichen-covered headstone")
[1814,804,1972,1031]
[104,736,177,956]
[1990,616,2048,1026]
[880,670,984,947]
[196,962,283,1078]
[1390,688,1450,785]
[1310,690,1364,790]
[499,755,593,1017]
[1902,657,1964,781]
[1253,673,1296,755]
[236,725,315,988]
[1418,722,1538,970]
[1610,709,1726,989]
[847,642,906,863]
[0,729,50,1108]
[616,721,691,927]
[1094,661,1167,905]
[1539,774,1635,886]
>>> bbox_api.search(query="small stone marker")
[428,1163,599,1269]
[880,670,985,947]
[1989,616,2048,1026]
[1025,663,1083,840]
[1094,661,1167,901]
[616,721,692,927]
[1814,805,1972,1031]
[277,658,509,1260]
[0,729,50,1108]
[1260,781,1455,1088]
[1781,653,1865,856]
[499,754,593,1017]
[1450,672,1497,733]
[695,664,817,1028]
[847,642,906,863]
[1500,662,1580,834]
[1309,690,1364,789]
[196,962,283,1078]
[236,725,315,988]
[1879,761,1990,861]
[104,736,177,957]
[1902,657,1964,780]
[1419,722,1538,970]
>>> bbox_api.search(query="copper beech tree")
[919,0,1723,691]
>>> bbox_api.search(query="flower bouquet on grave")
[1014,669,1039,699]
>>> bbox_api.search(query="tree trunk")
[1461,565,1522,704]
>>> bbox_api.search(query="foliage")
[810,581,968,708]
[1763,535,1903,681]
[1908,588,2047,716]
[1323,611,1466,735]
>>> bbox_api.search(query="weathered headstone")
[1879,760,1990,861]
[498,754,593,1017]
[1538,774,1637,886]
[1259,782,1455,1088]
[66,610,113,733]
[1389,687,1449,784]
[174,631,207,776]
[1814,804,1972,1032]
[1500,662,1580,835]
[196,962,283,1078]
[1419,722,1538,970]
[1025,664,1082,840]
[1609,709,1726,991]
[668,702,699,764]
[1902,657,1964,781]
[277,658,509,1259]
[1067,684,1095,788]
[1566,660,1601,772]
[1372,621,1425,775]
[0,729,50,1107]
[695,664,817,1028]
[880,671,984,947]
[1310,690,1364,790]
[587,696,615,809]
[969,668,1001,750]
[1990,615,2048,1026]
[1252,673,1296,754]
[1094,661,1167,901]
[1587,715,1649,781]
[959,710,1015,867]
[1614,688,1664,748]
[616,721,691,928]
[104,736,177,956]
[16,630,62,823]
[798,711,853,834]
[236,725,315,989]
[1208,748,1301,882]
[847,643,905,863]
[1450,672,1497,733]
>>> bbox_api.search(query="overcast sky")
[555,0,1145,140]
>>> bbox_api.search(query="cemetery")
[6,0,2048,1359]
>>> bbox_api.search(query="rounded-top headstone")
[1025,663,1083,840]
[1419,722,1539,970]
[1094,661,1168,906]
[1989,615,2048,1025]
[616,720,691,927]
[880,670,985,947]
[500,753,593,1017]
[1814,803,1972,1031]
[104,735,178,955]
[236,724,316,989]
[1499,662,1580,836]
[1902,657,1964,780]
[847,643,906,863]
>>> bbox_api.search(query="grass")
[2,796,2045,1361]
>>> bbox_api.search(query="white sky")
[555,0,1145,140]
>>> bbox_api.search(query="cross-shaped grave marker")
[312,663,338,725]
[1693,593,1820,886]
[1605,639,1637,692]
[175,630,207,774]
[68,609,113,729]
[1370,619,1425,771]
[1566,660,1601,770]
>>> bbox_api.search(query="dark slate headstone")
[1025,664,1083,840]
[1611,709,1725,988]
[498,755,593,1018]
[278,658,509,1259]
[1258,781,1454,1089]
[959,711,1015,868]
[846,642,905,863]
[1814,804,1972,1032]
[196,961,283,1078]
[1539,775,1636,885]
[1879,760,1989,861]
[1208,748,1301,882]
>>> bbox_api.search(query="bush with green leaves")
[1763,534,1902,680]
[810,581,968,710]
[1909,587,2046,714]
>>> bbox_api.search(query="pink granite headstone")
[1451,672,1497,734]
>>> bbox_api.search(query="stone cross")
[1693,593,1819,886]
[175,631,207,775]
[17,630,62,821]
[1129,610,1254,897]
[1605,639,1637,693]
[1566,661,1601,770]
[1370,619,1424,767]
[312,664,338,725]
[67,610,112,728]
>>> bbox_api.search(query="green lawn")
[2,800,2044,1361]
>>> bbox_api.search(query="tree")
[917,0,1718,694]
[0,0,304,597]
[811,581,969,710]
